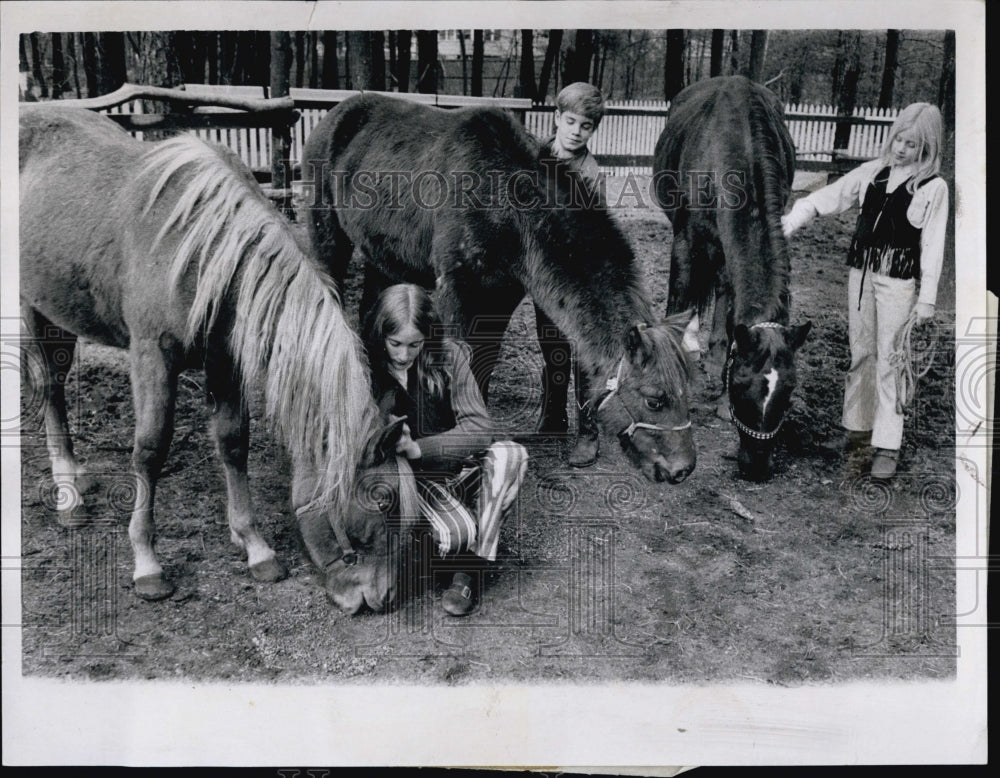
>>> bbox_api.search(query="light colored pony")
[20,106,414,611]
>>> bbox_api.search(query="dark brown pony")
[304,93,696,484]
[654,76,811,480]
[19,105,416,611]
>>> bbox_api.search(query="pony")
[653,76,812,480]
[303,93,696,484]
[19,105,416,612]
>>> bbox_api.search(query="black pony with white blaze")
[654,76,812,480]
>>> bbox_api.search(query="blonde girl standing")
[782,103,949,479]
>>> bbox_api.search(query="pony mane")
[747,86,795,324]
[637,312,695,401]
[138,135,380,518]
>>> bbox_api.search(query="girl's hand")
[913,302,935,324]
[395,424,422,460]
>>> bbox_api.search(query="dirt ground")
[18,174,957,685]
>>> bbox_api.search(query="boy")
[537,82,607,467]
[544,82,605,191]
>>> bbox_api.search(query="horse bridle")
[723,321,784,442]
[585,354,692,439]
[296,498,363,567]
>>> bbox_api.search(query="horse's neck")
[723,223,789,327]
[527,262,648,390]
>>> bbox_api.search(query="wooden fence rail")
[83,85,901,178]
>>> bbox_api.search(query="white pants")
[844,268,916,451]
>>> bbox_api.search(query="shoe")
[441,572,476,616]
[870,448,899,479]
[567,434,599,467]
[846,430,873,449]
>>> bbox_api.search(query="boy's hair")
[880,102,945,193]
[555,82,606,126]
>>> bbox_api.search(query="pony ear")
[733,324,753,353]
[787,321,812,351]
[626,322,651,362]
[363,416,408,467]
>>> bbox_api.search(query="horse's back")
[19,107,148,346]
[305,94,538,284]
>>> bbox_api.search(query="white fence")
[102,88,900,176]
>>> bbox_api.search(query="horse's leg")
[436,275,519,405]
[534,304,570,434]
[127,338,179,600]
[358,262,397,329]
[23,309,91,523]
[204,348,287,583]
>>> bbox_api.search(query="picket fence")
[104,88,900,177]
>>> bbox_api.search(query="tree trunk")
[397,30,412,92]
[878,29,899,109]
[789,42,807,104]
[308,31,319,88]
[371,31,386,91]
[562,29,594,85]
[729,29,740,76]
[322,31,339,89]
[745,30,768,82]
[519,29,537,100]
[710,29,724,77]
[834,32,862,150]
[51,33,67,99]
[416,30,437,94]
[270,32,293,216]
[471,30,483,96]
[663,29,685,101]
[938,29,955,129]
[28,33,48,98]
[458,30,468,95]
[206,32,218,84]
[346,31,372,89]
[294,32,306,88]
[537,29,562,103]
[220,32,237,84]
[71,34,83,98]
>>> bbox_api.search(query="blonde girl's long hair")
[880,102,945,193]
[362,284,450,402]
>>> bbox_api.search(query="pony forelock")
[139,135,380,520]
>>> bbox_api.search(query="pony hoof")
[134,574,175,601]
[250,557,287,583]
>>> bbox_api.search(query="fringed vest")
[847,166,937,280]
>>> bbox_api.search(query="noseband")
[586,355,692,439]
[296,498,361,566]
[723,321,784,442]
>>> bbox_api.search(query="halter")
[296,498,360,566]
[586,354,692,439]
[723,321,785,442]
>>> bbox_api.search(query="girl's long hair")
[879,102,945,193]
[362,284,450,403]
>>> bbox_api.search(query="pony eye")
[645,397,666,411]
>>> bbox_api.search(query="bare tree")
[834,32,863,150]
[729,29,740,76]
[519,29,537,100]
[878,29,899,109]
[471,30,483,96]
[937,30,955,128]
[537,29,563,102]
[371,31,386,91]
[322,31,339,88]
[710,29,724,77]
[294,32,306,88]
[269,32,294,215]
[562,29,594,85]
[397,30,412,92]
[346,31,372,89]
[746,30,768,82]
[416,30,437,93]
[51,33,67,98]
[309,31,320,88]
[458,29,468,95]
[663,29,685,101]
[28,34,48,98]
